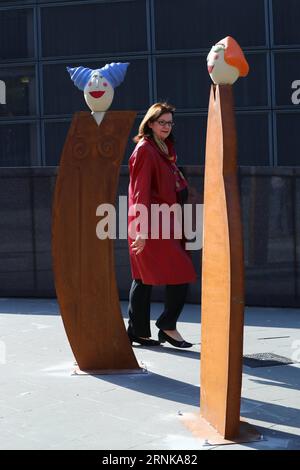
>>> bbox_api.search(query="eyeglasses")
[156,120,174,127]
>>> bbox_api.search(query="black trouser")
[128,279,188,337]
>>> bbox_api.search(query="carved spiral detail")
[73,138,89,159]
[97,136,120,165]
[97,137,115,158]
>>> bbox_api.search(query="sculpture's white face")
[84,70,114,112]
[207,44,239,85]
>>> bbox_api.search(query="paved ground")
[0,298,300,450]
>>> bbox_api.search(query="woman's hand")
[131,234,146,255]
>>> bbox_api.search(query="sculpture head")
[67,62,129,112]
[207,36,249,85]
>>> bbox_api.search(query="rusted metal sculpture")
[52,62,140,373]
[183,37,259,444]
[201,83,246,438]
[52,110,140,373]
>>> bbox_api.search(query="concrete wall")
[0,166,299,307]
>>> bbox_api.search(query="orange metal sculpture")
[201,84,245,437]
[183,38,260,445]
[184,85,259,444]
[52,110,141,373]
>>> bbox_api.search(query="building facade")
[0,0,299,306]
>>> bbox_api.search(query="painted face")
[207,45,224,74]
[207,44,239,85]
[148,112,173,141]
[84,71,114,112]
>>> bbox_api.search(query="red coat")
[128,137,197,285]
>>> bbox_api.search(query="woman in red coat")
[127,102,197,348]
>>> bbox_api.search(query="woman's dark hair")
[133,102,175,143]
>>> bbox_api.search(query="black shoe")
[127,326,160,347]
[158,330,193,348]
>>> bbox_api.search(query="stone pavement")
[0,298,300,450]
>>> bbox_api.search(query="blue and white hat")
[67,62,129,90]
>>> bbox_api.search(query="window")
[236,113,271,165]
[154,0,266,50]
[233,53,269,108]
[296,178,300,295]
[110,59,149,111]
[0,8,34,62]
[276,112,300,166]
[274,52,300,107]
[41,0,148,58]
[0,1,33,5]
[44,120,70,166]
[173,115,207,165]
[38,0,77,2]
[156,56,209,110]
[0,173,35,291]
[272,0,300,46]
[0,122,38,167]
[0,66,36,117]
[43,63,84,116]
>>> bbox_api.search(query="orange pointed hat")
[217,36,249,77]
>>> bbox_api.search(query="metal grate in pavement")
[243,352,293,368]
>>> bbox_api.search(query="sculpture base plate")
[72,366,147,376]
[181,412,261,446]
